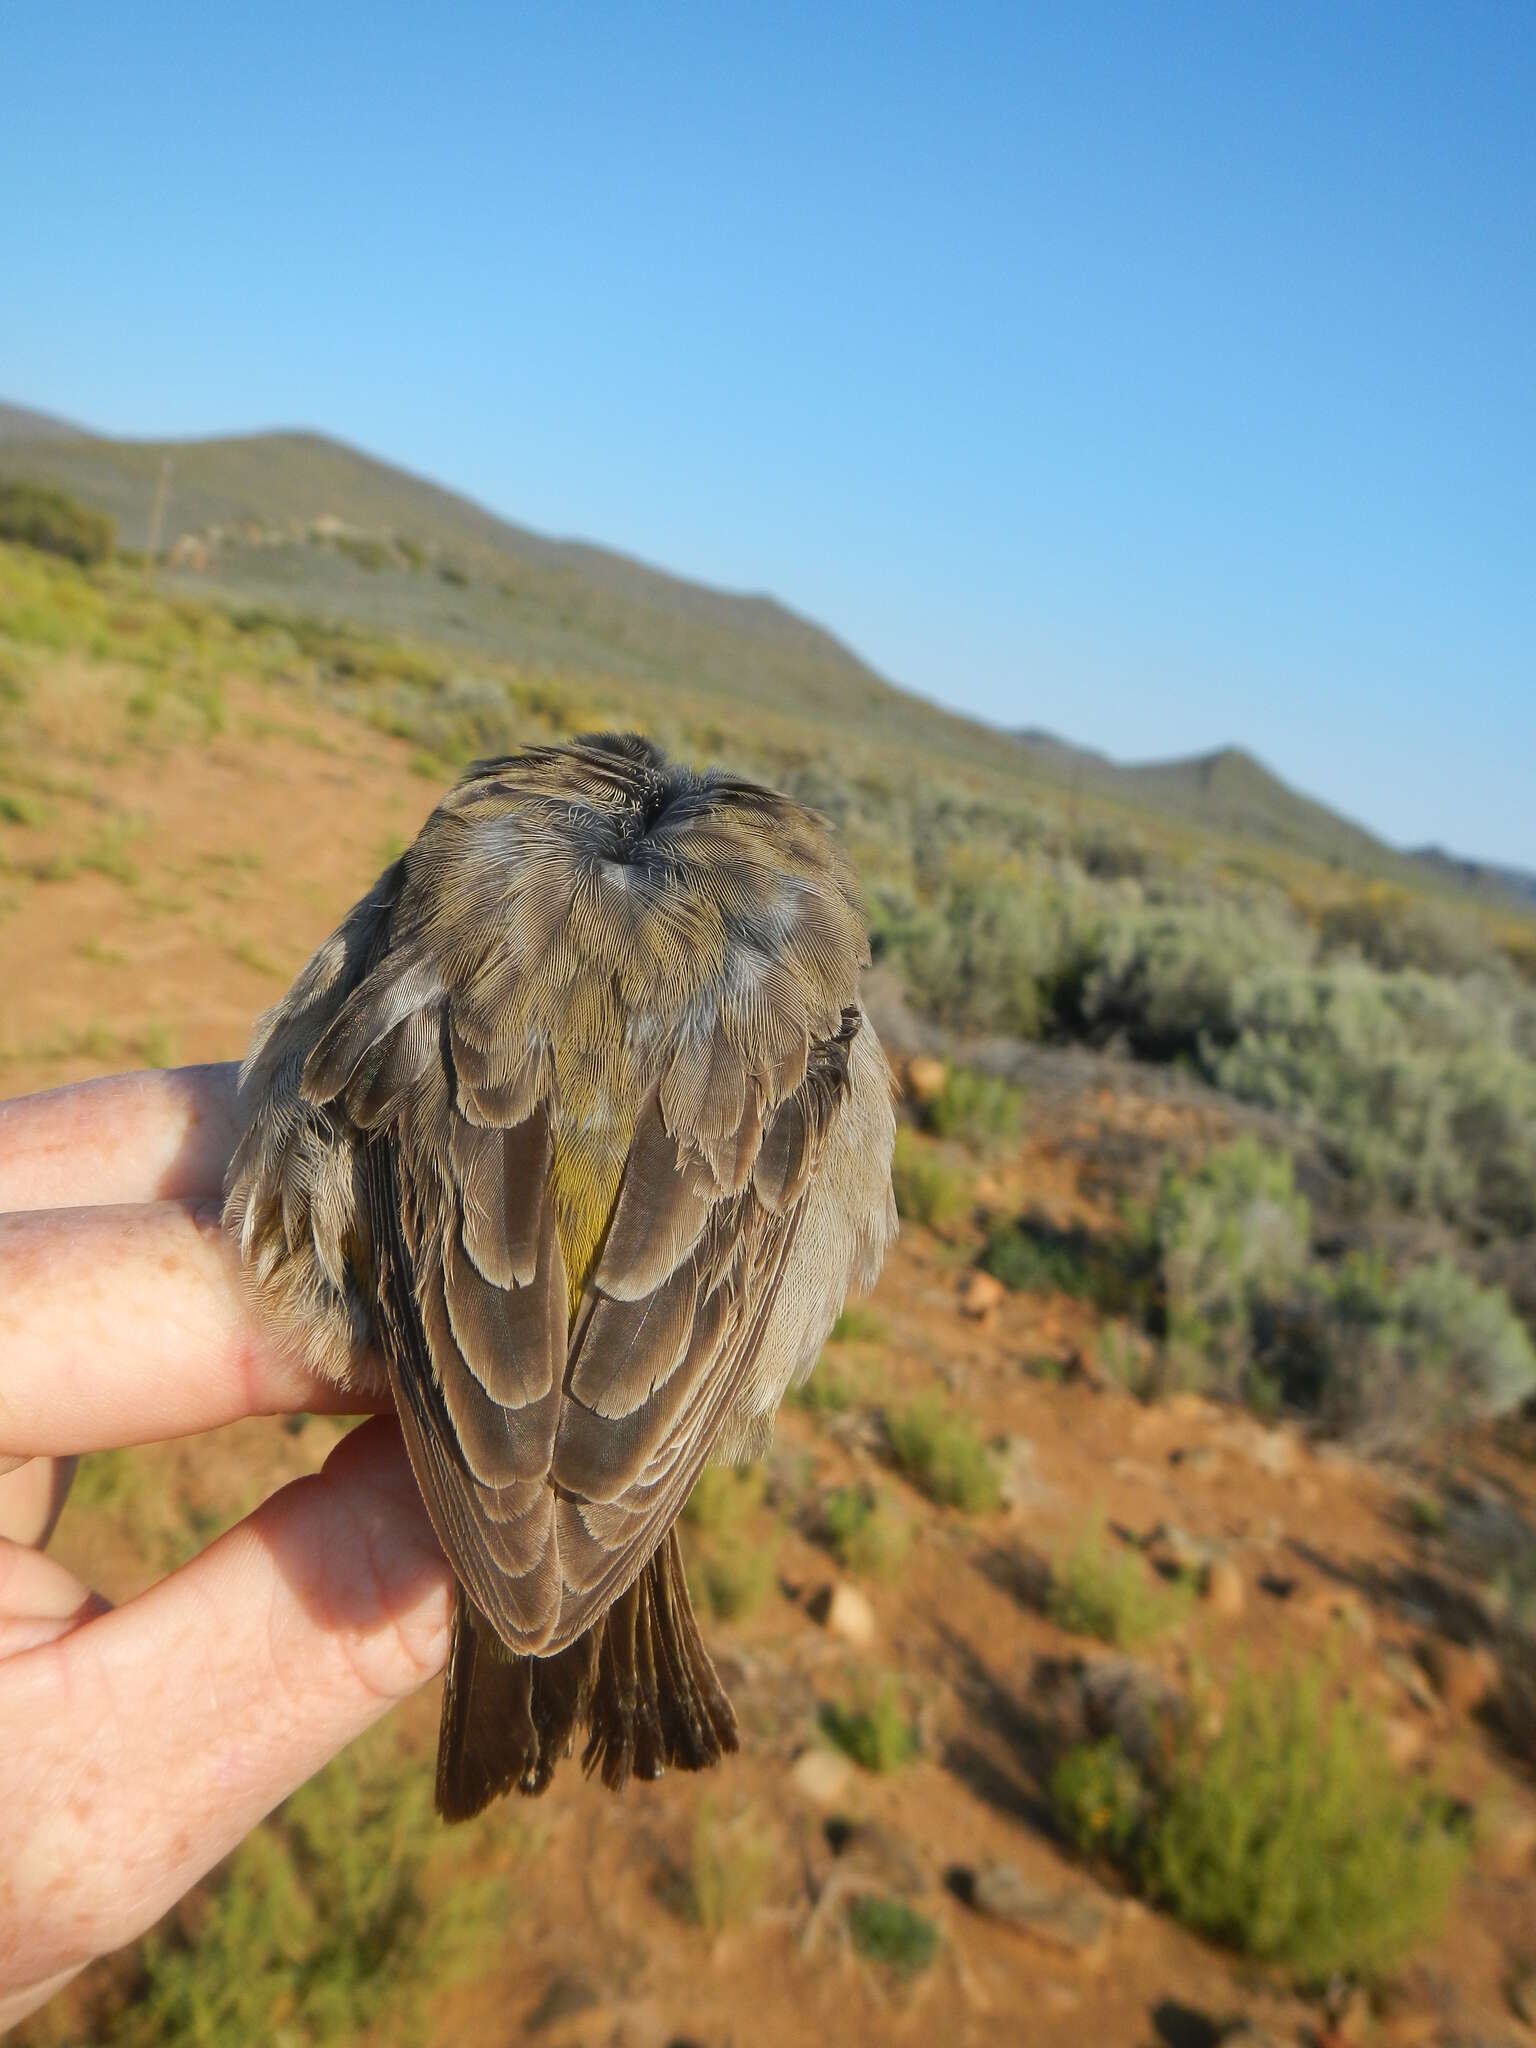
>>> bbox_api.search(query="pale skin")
[0,1067,455,2030]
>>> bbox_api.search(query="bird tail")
[435,1528,740,1821]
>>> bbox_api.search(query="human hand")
[0,1067,453,2030]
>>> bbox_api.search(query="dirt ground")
[4,680,1534,2048]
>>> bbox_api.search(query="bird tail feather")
[435,1528,739,1821]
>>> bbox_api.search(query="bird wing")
[307,962,859,1656]
[548,1013,858,1640]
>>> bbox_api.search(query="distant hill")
[1,401,1527,900]
[0,401,86,443]
[1411,844,1536,913]
[1119,745,1405,874]
[1012,732,1430,881]
[0,419,934,744]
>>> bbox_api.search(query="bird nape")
[224,732,898,1818]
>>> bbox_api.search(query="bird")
[223,732,897,1820]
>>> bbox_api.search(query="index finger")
[0,1065,243,1214]
[0,1201,378,1456]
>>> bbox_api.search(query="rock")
[994,1433,1049,1511]
[965,1864,1111,1962]
[1509,1967,1536,2027]
[1302,1585,1375,1645]
[1145,1521,1221,1577]
[823,1408,885,1459]
[1326,1982,1373,2042]
[1382,1648,1438,1714]
[1078,1655,1186,1767]
[960,1269,1006,1320]
[1482,1800,1536,1878]
[1374,2016,1440,2048]
[808,1580,878,1650]
[526,1972,603,2033]
[1247,1424,1299,1476]
[1385,1715,1429,1771]
[1109,1457,1166,1488]
[1417,1637,1498,1717]
[828,1818,930,1896]
[790,1747,856,1805]
[905,1055,948,1104]
[1165,1391,1217,1423]
[1202,1559,1247,1619]
[1169,1444,1222,1477]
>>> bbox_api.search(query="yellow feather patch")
[549,1033,636,1319]
[551,1140,627,1320]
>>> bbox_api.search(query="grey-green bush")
[1308,1253,1536,1446]
[1151,1137,1311,1400]
[1076,893,1312,1060]
[1212,964,1536,1239]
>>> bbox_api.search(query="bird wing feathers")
[232,739,887,1659]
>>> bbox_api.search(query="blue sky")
[4,4,1533,865]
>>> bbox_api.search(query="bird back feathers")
[224,733,897,1794]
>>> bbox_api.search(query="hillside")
[1010,732,1435,882]
[1413,843,1536,913]
[1,406,1528,900]
[0,401,85,444]
[1119,744,1403,872]
[0,422,919,733]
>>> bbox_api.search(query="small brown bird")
[224,734,897,1818]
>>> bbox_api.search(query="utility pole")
[147,454,174,558]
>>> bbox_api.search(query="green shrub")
[789,1362,855,1420]
[979,1214,1149,1314]
[683,1463,764,1534]
[847,1896,940,1975]
[1319,890,1497,979]
[1212,964,1536,1239]
[820,1484,912,1579]
[333,533,392,573]
[693,1536,776,1620]
[1075,823,1151,880]
[1152,1137,1311,1399]
[682,1801,776,1932]
[885,1396,1002,1512]
[830,1304,887,1344]
[980,1217,1092,1296]
[0,789,44,826]
[820,1681,918,1773]
[0,479,114,566]
[1050,1736,1147,1858]
[683,1464,776,1619]
[889,857,1098,1040]
[1142,1132,1535,1437]
[1094,1319,1161,1398]
[1309,1253,1536,1445]
[1074,894,1312,1060]
[918,1063,1025,1148]
[1047,1521,1191,1647]
[86,1726,515,2047]
[1144,1662,1468,1979]
[890,1128,971,1235]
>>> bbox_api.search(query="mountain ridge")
[3,400,1529,903]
